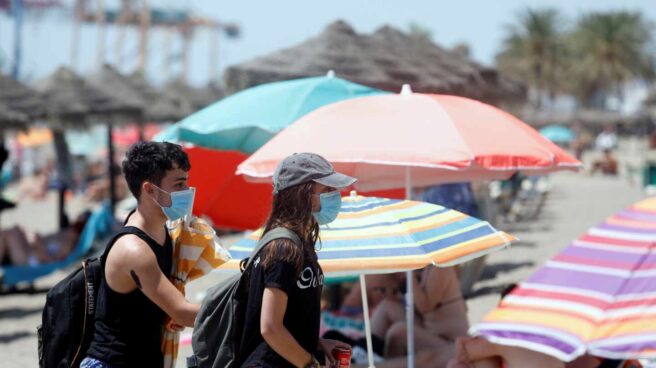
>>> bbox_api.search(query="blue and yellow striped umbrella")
[224,195,515,275]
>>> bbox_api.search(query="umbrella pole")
[138,118,145,142]
[52,130,72,230]
[359,274,376,368]
[405,167,415,368]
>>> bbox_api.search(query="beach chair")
[0,201,118,287]
[0,167,11,188]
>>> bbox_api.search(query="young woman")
[239,152,355,368]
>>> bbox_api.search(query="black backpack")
[38,228,145,368]
[188,227,301,368]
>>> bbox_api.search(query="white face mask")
[149,185,196,221]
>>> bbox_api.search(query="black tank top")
[87,226,173,367]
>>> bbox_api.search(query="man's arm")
[106,236,200,327]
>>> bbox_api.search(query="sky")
[1,0,655,86]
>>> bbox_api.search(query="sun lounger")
[0,201,118,286]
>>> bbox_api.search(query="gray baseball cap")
[272,153,357,194]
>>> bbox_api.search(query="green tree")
[568,11,654,107]
[452,42,471,58]
[496,8,567,108]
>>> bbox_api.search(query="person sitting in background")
[421,182,479,217]
[595,126,618,152]
[591,150,618,176]
[18,165,52,200]
[0,211,90,266]
[446,336,639,368]
[446,336,565,368]
[339,273,406,318]
[84,163,129,203]
[370,266,469,360]
[320,274,406,364]
[445,284,639,368]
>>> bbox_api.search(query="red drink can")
[331,347,351,368]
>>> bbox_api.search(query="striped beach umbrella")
[471,197,656,362]
[223,194,515,275]
[226,194,514,368]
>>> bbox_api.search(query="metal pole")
[57,184,67,229]
[405,166,415,368]
[138,120,145,141]
[70,0,81,70]
[107,121,116,216]
[95,0,106,68]
[52,130,73,230]
[359,274,376,368]
[11,0,23,79]
[209,26,219,80]
[181,28,191,83]
[137,0,150,73]
[162,28,173,78]
[114,0,132,68]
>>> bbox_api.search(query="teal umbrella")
[154,73,387,153]
[539,124,575,144]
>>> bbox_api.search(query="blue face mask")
[313,191,342,225]
[152,185,196,222]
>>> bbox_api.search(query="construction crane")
[1,0,62,78]
[71,0,240,81]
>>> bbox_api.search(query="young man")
[82,142,200,368]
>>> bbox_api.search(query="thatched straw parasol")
[36,67,142,129]
[88,65,185,123]
[224,20,525,105]
[163,78,224,113]
[520,107,652,136]
[645,89,656,107]
[35,67,143,221]
[0,73,47,119]
[127,72,190,122]
[0,103,29,131]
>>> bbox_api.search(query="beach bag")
[37,228,146,368]
[162,216,232,367]
[189,227,301,368]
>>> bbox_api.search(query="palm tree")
[496,8,567,108]
[408,22,433,42]
[568,11,654,107]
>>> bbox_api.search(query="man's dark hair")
[122,141,191,200]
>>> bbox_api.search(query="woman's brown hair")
[259,182,319,273]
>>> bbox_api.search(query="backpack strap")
[242,227,302,271]
[123,209,136,226]
[100,226,166,266]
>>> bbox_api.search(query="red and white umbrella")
[238,86,580,192]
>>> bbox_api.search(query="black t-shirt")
[239,240,324,368]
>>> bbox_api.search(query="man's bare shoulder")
[107,234,158,269]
